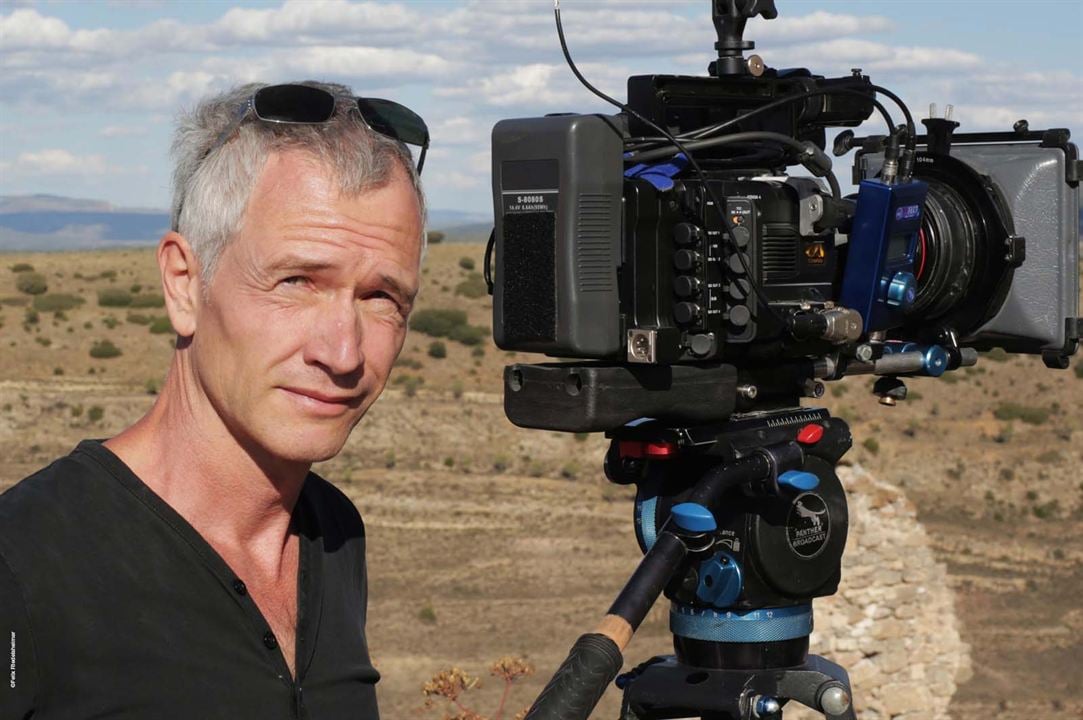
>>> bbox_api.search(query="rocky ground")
[1,246,1080,719]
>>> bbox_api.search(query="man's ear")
[158,231,201,337]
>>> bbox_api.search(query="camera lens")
[910,179,978,320]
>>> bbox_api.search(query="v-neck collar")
[74,439,325,685]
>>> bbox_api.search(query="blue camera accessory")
[840,178,928,332]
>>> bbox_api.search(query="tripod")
[524,406,857,720]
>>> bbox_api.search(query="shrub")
[458,256,476,271]
[99,269,117,281]
[1,296,29,306]
[145,378,159,395]
[471,346,485,358]
[862,437,880,455]
[127,313,153,325]
[397,357,423,370]
[1075,362,1083,380]
[428,340,447,359]
[982,347,1010,362]
[455,272,487,299]
[71,404,83,417]
[89,340,122,359]
[34,337,51,347]
[15,272,48,295]
[87,405,104,422]
[102,315,119,329]
[148,317,173,334]
[10,263,34,273]
[97,288,133,307]
[130,284,143,293]
[33,293,85,312]
[129,293,165,308]
[417,603,437,624]
[426,230,445,244]
[411,308,467,337]
[443,457,455,468]
[993,402,1049,425]
[492,456,509,473]
[448,323,487,346]
[53,367,63,376]
[451,380,464,399]
[24,308,39,325]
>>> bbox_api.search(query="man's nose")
[305,296,364,376]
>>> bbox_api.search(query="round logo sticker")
[786,492,831,558]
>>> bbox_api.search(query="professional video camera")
[487,2,1080,719]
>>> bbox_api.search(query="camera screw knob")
[674,275,702,297]
[674,222,703,246]
[674,302,702,325]
[674,249,702,272]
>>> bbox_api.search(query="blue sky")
[1,0,1080,217]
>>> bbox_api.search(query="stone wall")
[788,465,972,720]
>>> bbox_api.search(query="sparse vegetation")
[863,437,880,455]
[421,658,533,720]
[428,340,447,359]
[10,263,34,273]
[411,308,488,346]
[15,272,48,295]
[89,340,122,359]
[130,293,165,308]
[993,402,1049,425]
[455,272,487,299]
[458,256,476,270]
[417,603,437,624]
[97,288,133,307]
[32,293,84,312]
[87,405,104,422]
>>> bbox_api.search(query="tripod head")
[711,0,777,76]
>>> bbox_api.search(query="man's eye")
[280,276,309,287]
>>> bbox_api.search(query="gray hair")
[170,80,427,286]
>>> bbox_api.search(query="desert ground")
[1,245,1080,719]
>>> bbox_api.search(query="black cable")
[625,88,896,152]
[626,131,842,201]
[554,1,789,330]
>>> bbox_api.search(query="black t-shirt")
[0,440,380,719]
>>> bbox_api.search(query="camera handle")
[712,0,777,76]
[523,442,804,720]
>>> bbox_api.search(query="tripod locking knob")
[670,503,717,533]
[779,470,820,491]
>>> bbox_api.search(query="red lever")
[618,440,678,459]
[797,424,824,445]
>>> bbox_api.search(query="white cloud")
[1,148,122,176]
[757,39,983,74]
[210,0,422,46]
[437,62,625,111]
[99,125,148,138]
[431,116,490,146]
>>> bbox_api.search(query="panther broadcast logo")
[786,492,831,559]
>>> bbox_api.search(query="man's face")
[189,149,422,465]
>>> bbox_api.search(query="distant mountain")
[0,195,493,252]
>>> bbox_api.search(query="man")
[0,81,428,718]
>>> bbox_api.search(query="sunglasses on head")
[174,84,429,231]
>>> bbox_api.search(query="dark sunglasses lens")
[356,98,429,147]
[254,85,336,123]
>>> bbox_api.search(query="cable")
[626,131,842,201]
[554,0,789,330]
[626,88,896,154]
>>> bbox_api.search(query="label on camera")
[786,492,830,558]
[503,191,558,215]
